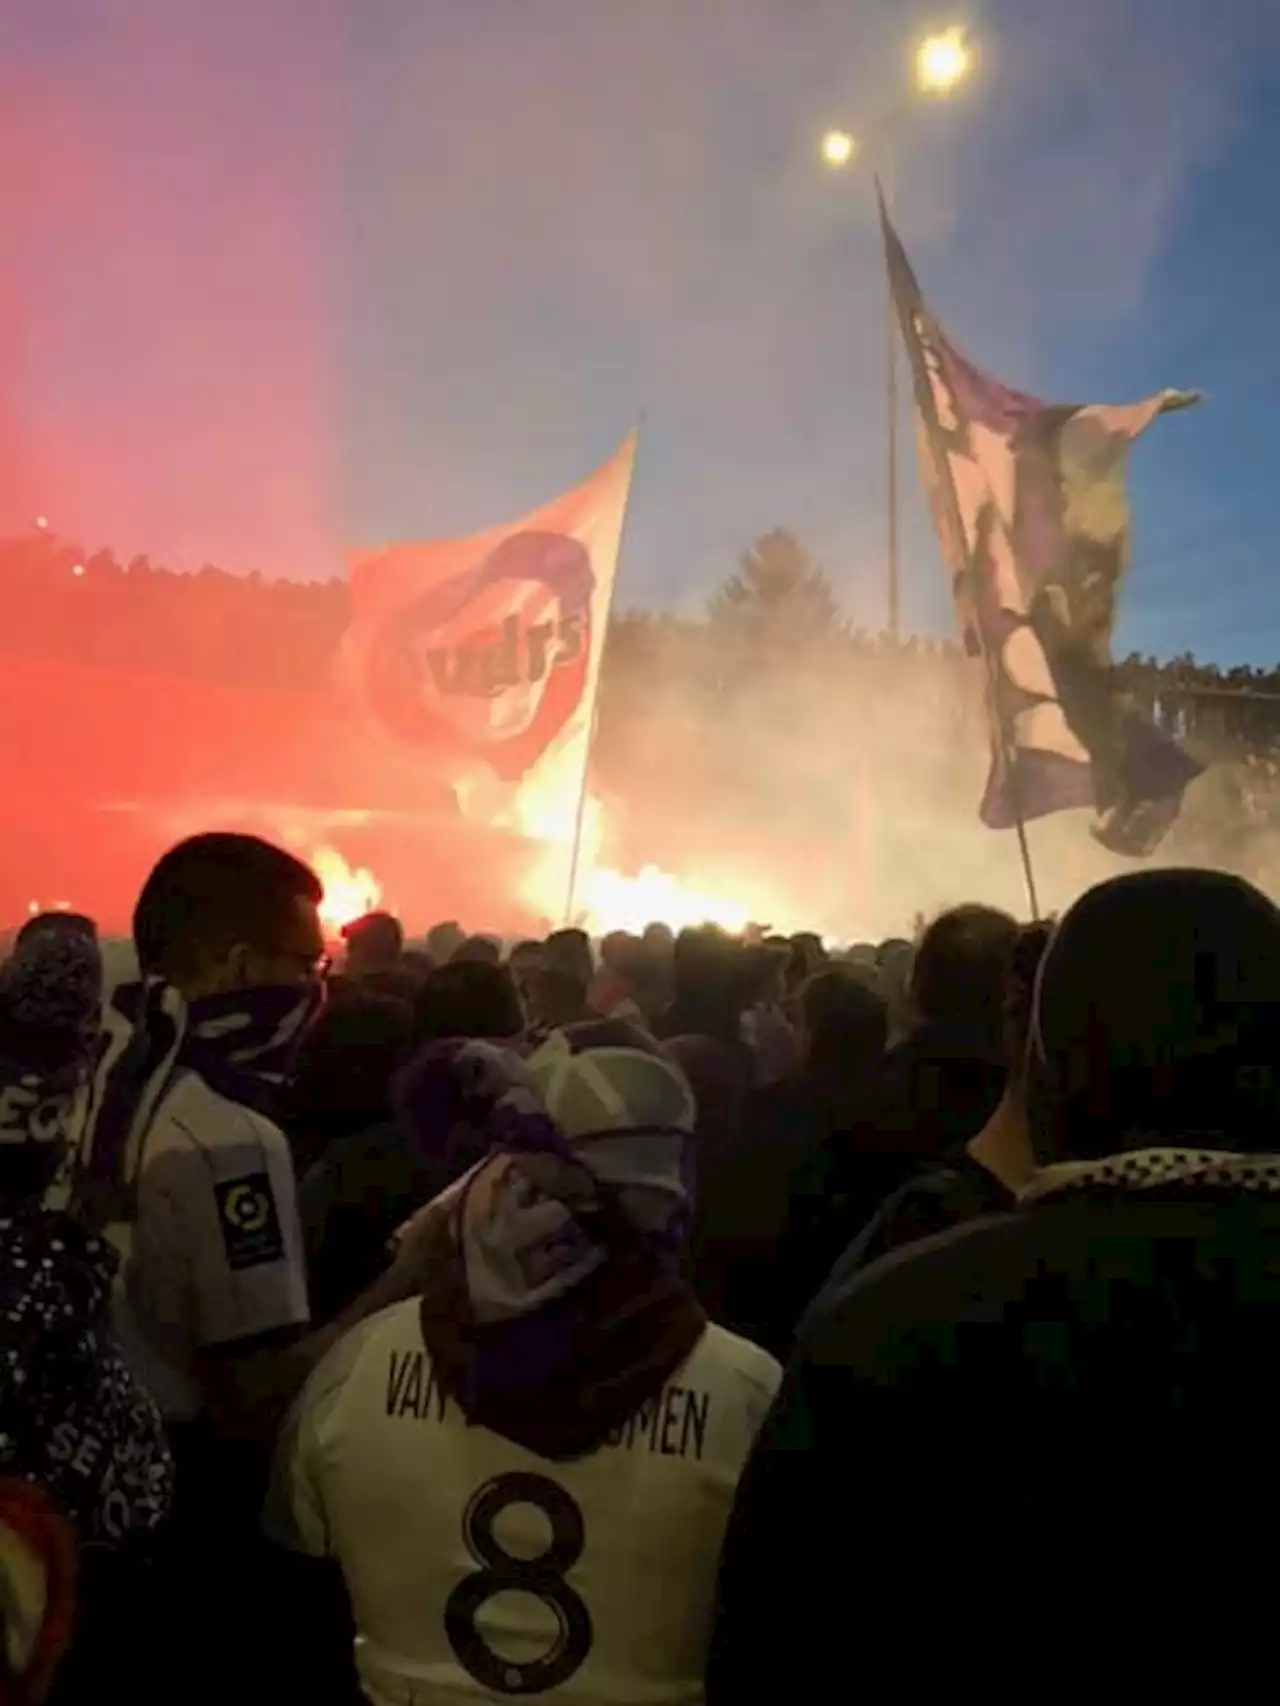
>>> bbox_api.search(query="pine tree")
[707,529,848,647]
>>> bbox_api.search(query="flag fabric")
[341,433,637,789]
[880,192,1202,857]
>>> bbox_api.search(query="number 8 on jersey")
[445,1472,594,1695]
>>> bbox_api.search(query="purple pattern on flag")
[880,197,1201,857]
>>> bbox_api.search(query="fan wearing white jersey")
[268,1022,781,1704]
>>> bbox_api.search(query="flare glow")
[313,846,382,934]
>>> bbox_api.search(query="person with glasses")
[61,834,384,1703]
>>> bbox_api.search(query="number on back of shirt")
[445,1472,593,1695]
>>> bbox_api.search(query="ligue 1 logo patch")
[215,1172,285,1271]
[364,530,596,781]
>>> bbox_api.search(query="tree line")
[2,524,1278,763]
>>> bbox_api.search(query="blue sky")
[2,0,1277,665]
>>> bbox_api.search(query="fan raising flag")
[341,433,637,793]
[880,193,1202,857]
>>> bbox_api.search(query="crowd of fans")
[1,829,1279,1701]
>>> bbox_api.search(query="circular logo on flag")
[357,531,596,781]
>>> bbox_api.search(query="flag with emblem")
[880,190,1202,857]
[342,433,638,796]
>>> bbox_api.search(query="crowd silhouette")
[1,839,1278,1701]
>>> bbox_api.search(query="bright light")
[312,846,382,936]
[916,26,972,95]
[579,865,751,937]
[71,563,85,578]
[499,751,773,935]
[34,516,48,530]
[820,129,858,168]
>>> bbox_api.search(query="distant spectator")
[655,927,746,1053]
[855,902,1019,1160]
[413,960,524,1048]
[544,926,594,988]
[282,991,414,1176]
[738,944,795,1083]
[909,903,1016,1045]
[642,920,675,962]
[341,911,404,980]
[599,930,638,973]
[449,934,501,966]
[783,932,826,998]
[821,920,1050,1287]
[299,964,522,1326]
[666,1033,751,1179]
[299,1040,530,1327]
[424,921,466,967]
[506,939,544,1012]
[528,965,593,1034]
[693,970,891,1352]
[592,933,652,1028]
[398,949,434,988]
[874,937,915,1037]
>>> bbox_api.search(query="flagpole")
[563,696,601,928]
[882,172,901,641]
[563,422,643,927]
[887,282,901,640]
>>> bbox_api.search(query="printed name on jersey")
[384,1349,712,1461]
[214,1172,286,1271]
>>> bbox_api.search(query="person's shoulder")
[802,1207,1033,1359]
[869,1155,1003,1234]
[147,1071,291,1161]
[294,1299,418,1420]
[690,1322,783,1407]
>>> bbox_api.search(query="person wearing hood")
[0,924,170,1549]
[709,869,1280,1701]
[268,1020,780,1706]
[0,925,173,1699]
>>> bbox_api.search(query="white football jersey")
[267,1302,780,1705]
[111,1070,310,1422]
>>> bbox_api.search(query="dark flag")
[880,191,1202,857]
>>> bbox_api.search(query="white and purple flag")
[881,193,1202,857]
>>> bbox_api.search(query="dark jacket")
[298,1116,486,1324]
[690,1065,905,1356]
[817,1148,1013,1297]
[857,1018,1005,1154]
[0,1206,172,1549]
[709,1175,1280,1701]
